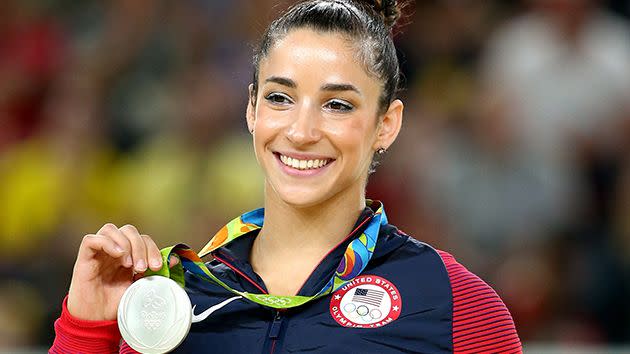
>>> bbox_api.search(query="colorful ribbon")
[147,201,386,309]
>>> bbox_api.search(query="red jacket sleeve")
[49,296,139,354]
[437,250,522,354]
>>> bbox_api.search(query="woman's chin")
[278,193,327,209]
[269,185,333,210]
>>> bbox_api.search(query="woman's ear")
[373,99,404,151]
[246,84,256,133]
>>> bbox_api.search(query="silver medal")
[118,276,192,354]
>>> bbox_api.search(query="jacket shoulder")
[436,250,522,354]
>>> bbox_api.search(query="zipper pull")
[268,311,284,339]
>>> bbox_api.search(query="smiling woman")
[50,1,521,353]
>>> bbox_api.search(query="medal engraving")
[118,276,192,354]
[141,289,167,330]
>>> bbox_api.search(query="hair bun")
[371,0,400,28]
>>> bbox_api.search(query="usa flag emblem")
[352,288,385,307]
[329,275,402,328]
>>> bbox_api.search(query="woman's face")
[248,29,402,209]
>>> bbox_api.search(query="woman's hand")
[66,223,172,321]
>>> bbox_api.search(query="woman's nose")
[285,101,322,145]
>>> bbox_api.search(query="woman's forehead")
[259,29,380,91]
[265,29,355,67]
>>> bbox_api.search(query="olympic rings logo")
[253,295,293,306]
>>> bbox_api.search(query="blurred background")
[0,0,629,352]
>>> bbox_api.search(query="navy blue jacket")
[177,207,453,353]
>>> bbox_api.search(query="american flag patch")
[352,288,384,307]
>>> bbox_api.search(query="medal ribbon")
[147,201,386,309]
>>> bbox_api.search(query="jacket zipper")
[213,254,286,353]
[211,218,371,354]
[268,310,284,354]
[260,218,369,354]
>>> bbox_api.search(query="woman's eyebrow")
[264,77,361,96]
[320,83,361,96]
[264,76,296,88]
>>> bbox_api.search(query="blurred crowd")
[0,0,629,350]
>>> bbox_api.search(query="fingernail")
[150,258,162,269]
[124,255,133,267]
[135,259,146,271]
[114,245,124,253]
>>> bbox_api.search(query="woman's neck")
[250,184,365,295]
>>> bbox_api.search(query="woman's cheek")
[258,110,295,134]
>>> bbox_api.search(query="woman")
[51,0,522,353]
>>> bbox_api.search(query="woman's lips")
[274,152,335,176]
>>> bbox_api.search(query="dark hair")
[251,0,402,115]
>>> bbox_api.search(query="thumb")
[168,255,180,268]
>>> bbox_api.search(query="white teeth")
[278,154,330,170]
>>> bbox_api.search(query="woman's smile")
[274,151,336,176]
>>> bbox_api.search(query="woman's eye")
[324,99,354,112]
[265,93,292,105]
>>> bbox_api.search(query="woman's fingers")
[85,223,164,273]
[119,224,148,273]
[69,223,163,321]
[96,223,133,267]
[79,233,126,261]
[142,234,163,271]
